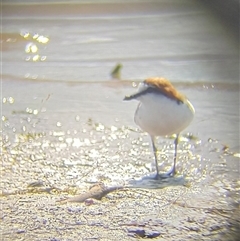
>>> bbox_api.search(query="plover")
[124,77,195,179]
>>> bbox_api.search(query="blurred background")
[2,0,239,83]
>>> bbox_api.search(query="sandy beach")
[1,0,239,240]
[1,79,240,240]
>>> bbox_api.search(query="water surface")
[2,0,239,82]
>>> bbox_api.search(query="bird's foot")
[166,167,176,177]
[154,168,176,180]
[154,173,170,180]
[154,174,163,180]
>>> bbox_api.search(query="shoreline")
[2,78,239,155]
[2,73,240,88]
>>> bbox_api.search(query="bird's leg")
[166,134,179,176]
[150,136,160,179]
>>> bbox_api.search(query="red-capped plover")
[124,77,195,179]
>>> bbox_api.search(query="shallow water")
[2,0,239,82]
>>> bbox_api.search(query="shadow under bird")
[124,77,195,179]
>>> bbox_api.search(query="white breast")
[134,93,195,136]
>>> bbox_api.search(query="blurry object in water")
[110,63,122,80]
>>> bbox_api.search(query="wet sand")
[1,78,240,240]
